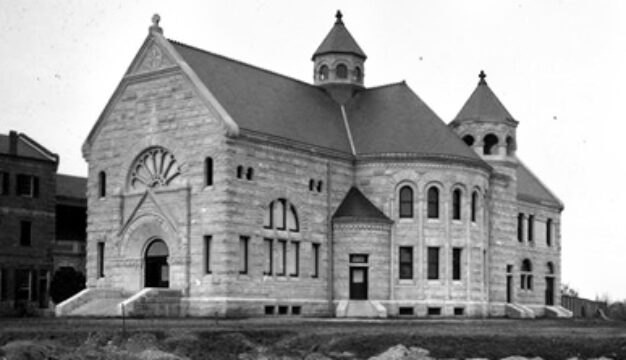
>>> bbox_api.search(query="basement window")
[454,307,465,316]
[264,306,275,315]
[398,307,414,316]
[427,307,441,316]
[291,306,301,315]
[278,306,289,315]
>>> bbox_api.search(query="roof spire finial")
[149,13,163,34]
[335,10,344,25]
[478,70,487,85]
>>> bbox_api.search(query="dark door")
[506,275,512,303]
[144,240,169,288]
[349,267,367,300]
[545,277,554,305]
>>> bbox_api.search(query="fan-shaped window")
[521,259,533,290]
[129,147,181,190]
[483,134,499,155]
[427,187,439,219]
[98,171,106,198]
[319,65,329,81]
[336,64,348,79]
[506,136,516,155]
[264,198,299,232]
[547,262,554,275]
[462,135,475,147]
[353,66,362,82]
[399,186,413,218]
[452,189,462,220]
[471,191,478,222]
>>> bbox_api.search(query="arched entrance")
[144,239,169,288]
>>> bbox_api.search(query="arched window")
[462,135,475,147]
[427,187,439,219]
[309,179,315,191]
[264,198,299,232]
[546,218,553,246]
[236,165,244,179]
[316,181,323,193]
[521,259,533,290]
[246,167,254,181]
[471,191,478,222]
[336,64,348,79]
[353,66,362,82]
[483,134,499,155]
[399,186,413,218]
[506,136,515,155]
[319,65,329,80]
[452,189,462,220]
[98,171,106,198]
[205,157,213,186]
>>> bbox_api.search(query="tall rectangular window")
[528,215,534,242]
[239,236,249,274]
[399,246,413,279]
[204,235,212,274]
[0,171,9,195]
[263,238,273,275]
[205,157,213,186]
[546,218,553,246]
[452,247,462,280]
[517,213,524,242]
[277,240,286,276]
[312,243,320,278]
[0,268,6,300]
[288,241,299,277]
[20,221,31,246]
[427,247,439,280]
[97,242,105,278]
[16,174,38,198]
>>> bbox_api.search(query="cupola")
[312,11,366,91]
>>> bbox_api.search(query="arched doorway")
[144,239,169,288]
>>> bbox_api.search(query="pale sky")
[1,0,624,301]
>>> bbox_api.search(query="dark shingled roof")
[454,79,515,124]
[0,132,58,162]
[312,12,366,60]
[517,161,563,209]
[56,174,87,200]
[347,83,484,161]
[333,187,392,223]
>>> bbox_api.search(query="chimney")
[9,131,18,155]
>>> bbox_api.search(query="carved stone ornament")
[130,147,180,190]
[135,45,173,73]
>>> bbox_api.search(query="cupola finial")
[478,70,487,85]
[335,10,343,25]
[150,13,163,34]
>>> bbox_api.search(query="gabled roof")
[0,131,58,162]
[346,83,486,163]
[453,73,516,124]
[56,174,87,200]
[333,187,392,223]
[517,160,563,210]
[312,11,366,60]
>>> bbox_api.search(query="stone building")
[58,12,570,318]
[0,131,87,315]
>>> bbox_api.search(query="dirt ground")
[0,317,625,359]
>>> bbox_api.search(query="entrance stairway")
[505,303,535,318]
[336,300,387,318]
[545,305,573,318]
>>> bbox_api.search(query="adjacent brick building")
[58,12,569,318]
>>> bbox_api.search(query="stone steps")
[68,297,126,317]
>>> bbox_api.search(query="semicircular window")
[130,147,181,190]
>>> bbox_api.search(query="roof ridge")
[168,39,318,89]
[364,81,406,91]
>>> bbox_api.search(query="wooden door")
[349,267,368,300]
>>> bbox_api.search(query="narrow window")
[264,202,273,229]
[427,247,439,280]
[452,189,462,220]
[204,235,212,274]
[521,259,532,290]
[353,66,362,82]
[239,236,249,274]
[312,243,320,278]
[98,171,106,198]
[277,240,287,276]
[273,199,286,230]
[452,247,462,280]
[30,270,38,302]
[205,157,213,186]
[309,179,315,191]
[236,165,244,179]
[427,187,439,219]
[316,181,323,193]
[246,167,254,181]
[263,238,273,275]
[0,171,9,195]
[483,134,499,155]
[528,215,534,242]
[288,241,299,277]
[506,136,515,155]
[546,218,553,246]
[399,186,413,218]
[471,191,478,222]
[336,64,348,79]
[319,65,329,80]
[20,221,31,246]
[462,135,475,146]
[97,242,105,278]
[399,246,413,279]
[0,268,6,300]
[287,203,299,232]
[517,213,524,242]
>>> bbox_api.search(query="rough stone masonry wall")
[355,161,491,316]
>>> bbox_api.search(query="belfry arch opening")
[144,239,169,288]
[483,134,499,155]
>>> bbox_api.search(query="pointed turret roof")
[312,11,367,60]
[333,187,392,223]
[453,71,517,125]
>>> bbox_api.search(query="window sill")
[397,279,415,286]
[398,218,415,223]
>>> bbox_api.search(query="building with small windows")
[0,131,87,316]
[58,12,570,318]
